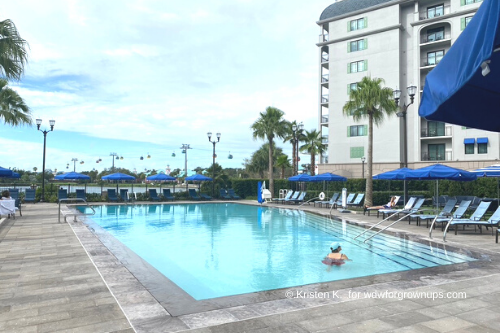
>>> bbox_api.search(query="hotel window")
[427,4,444,18]
[427,50,444,66]
[428,144,445,160]
[348,39,367,52]
[348,18,367,31]
[348,60,367,73]
[350,147,364,159]
[464,138,475,154]
[461,0,482,5]
[426,27,444,42]
[461,16,473,30]
[477,137,488,154]
[347,82,358,94]
[347,125,367,137]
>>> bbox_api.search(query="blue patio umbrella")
[419,0,500,131]
[102,172,136,192]
[0,166,13,177]
[7,172,20,179]
[54,172,91,181]
[185,174,212,191]
[288,174,313,182]
[311,172,347,182]
[373,168,412,180]
[471,165,500,204]
[147,173,177,192]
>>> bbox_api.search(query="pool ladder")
[58,198,96,223]
[353,210,419,243]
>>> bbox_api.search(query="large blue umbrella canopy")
[146,173,176,181]
[102,173,136,181]
[54,172,91,181]
[288,174,313,182]
[404,164,477,181]
[0,166,13,177]
[311,172,347,182]
[419,0,500,131]
[8,172,20,179]
[185,174,212,181]
[373,168,412,180]
[471,165,500,177]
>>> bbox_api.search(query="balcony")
[421,151,453,161]
[321,74,329,83]
[319,34,329,43]
[321,53,329,63]
[320,156,329,164]
[421,57,442,68]
[421,125,452,137]
[321,115,329,123]
[321,95,329,103]
[322,136,329,144]
[420,33,450,44]
[419,5,450,20]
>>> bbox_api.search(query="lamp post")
[291,122,304,175]
[109,153,122,170]
[207,132,221,197]
[36,118,55,202]
[393,85,417,204]
[361,156,366,179]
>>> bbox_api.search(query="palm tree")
[299,129,326,176]
[251,106,288,196]
[342,76,397,206]
[283,121,305,176]
[0,19,29,81]
[275,154,291,179]
[0,79,31,125]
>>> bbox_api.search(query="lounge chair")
[284,191,301,204]
[228,189,241,200]
[287,191,307,205]
[429,200,472,237]
[119,189,129,202]
[449,205,500,237]
[107,189,118,202]
[364,196,400,216]
[410,199,457,227]
[76,189,87,201]
[315,193,339,208]
[219,189,231,200]
[348,193,365,207]
[272,190,294,204]
[189,189,202,200]
[149,189,161,201]
[162,189,175,201]
[24,189,36,204]
[8,189,21,216]
[378,197,416,219]
[58,189,68,202]
[334,193,355,208]
[443,201,492,240]
[200,193,212,200]
[380,197,425,220]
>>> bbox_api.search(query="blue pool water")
[79,203,476,300]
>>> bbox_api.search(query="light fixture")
[481,60,491,76]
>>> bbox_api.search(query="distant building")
[317,0,496,178]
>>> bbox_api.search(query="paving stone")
[420,317,475,332]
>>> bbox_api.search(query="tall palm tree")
[342,76,397,206]
[0,19,29,81]
[275,154,291,179]
[0,79,31,125]
[251,106,288,196]
[299,129,326,176]
[283,121,305,176]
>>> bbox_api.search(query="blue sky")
[1,0,334,174]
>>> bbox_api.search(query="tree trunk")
[292,141,296,176]
[366,114,374,207]
[281,167,285,179]
[268,138,274,197]
[311,154,316,176]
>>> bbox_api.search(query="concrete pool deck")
[1,201,500,332]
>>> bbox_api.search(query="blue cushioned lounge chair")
[219,189,231,200]
[107,189,118,202]
[228,189,240,200]
[58,189,68,202]
[149,189,161,201]
[189,189,201,200]
[119,189,129,202]
[410,199,457,227]
[315,193,339,208]
[24,189,36,204]
[444,201,493,240]
[162,189,175,201]
[76,189,87,201]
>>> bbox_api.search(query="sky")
[1,0,334,175]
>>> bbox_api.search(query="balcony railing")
[320,156,329,164]
[421,57,443,67]
[321,115,329,123]
[322,136,329,144]
[319,34,329,43]
[421,151,453,161]
[321,95,329,103]
[420,33,451,44]
[419,5,450,20]
[321,74,329,83]
[321,53,329,63]
[421,125,452,137]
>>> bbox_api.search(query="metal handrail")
[297,197,319,208]
[58,198,96,223]
[362,210,420,243]
[353,208,418,241]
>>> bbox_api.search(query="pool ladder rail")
[353,208,424,243]
[58,198,96,223]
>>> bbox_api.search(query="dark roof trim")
[317,0,409,25]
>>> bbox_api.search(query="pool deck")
[2,201,500,332]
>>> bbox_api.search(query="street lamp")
[361,156,366,179]
[393,85,417,204]
[292,122,304,175]
[36,118,55,202]
[207,132,221,197]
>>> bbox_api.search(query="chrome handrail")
[58,198,96,223]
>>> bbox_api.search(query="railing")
[321,53,329,63]
[321,115,329,123]
[421,125,452,137]
[319,34,329,43]
[419,5,450,20]
[321,95,329,103]
[420,33,451,44]
[321,74,329,83]
[320,156,329,164]
[322,136,329,144]
[58,198,95,223]
[421,151,452,161]
[421,57,443,67]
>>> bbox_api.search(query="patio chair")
[76,189,87,201]
[444,201,492,240]
[228,189,241,200]
[429,200,472,237]
[119,189,129,202]
[334,193,355,208]
[378,197,416,219]
[189,189,202,200]
[0,199,17,219]
[314,193,339,208]
[449,205,500,237]
[219,189,231,200]
[107,189,118,202]
[410,198,457,227]
[58,189,68,202]
[287,191,307,205]
[348,193,365,207]
[272,190,294,204]
[24,189,36,204]
[284,191,301,204]
[162,189,175,201]
[364,196,400,216]
[149,189,161,201]
[200,193,212,200]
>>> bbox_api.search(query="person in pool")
[327,242,349,261]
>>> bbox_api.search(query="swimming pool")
[79,203,476,300]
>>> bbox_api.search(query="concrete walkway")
[1,201,500,332]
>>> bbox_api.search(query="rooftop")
[320,0,396,21]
